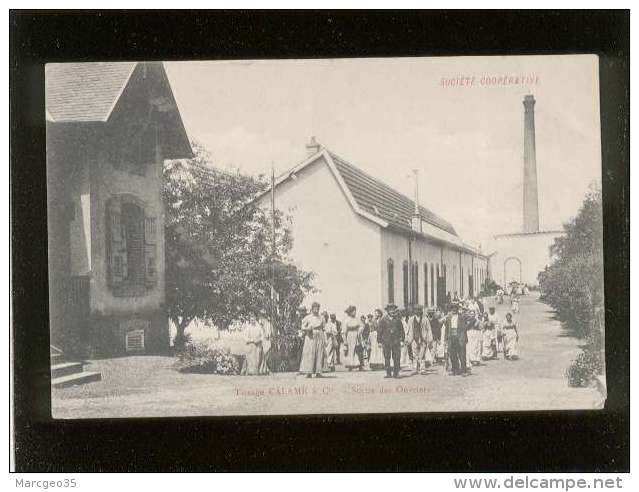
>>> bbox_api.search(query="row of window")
[387,258,487,307]
[387,259,441,308]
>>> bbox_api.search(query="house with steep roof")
[257,139,490,315]
[46,62,192,358]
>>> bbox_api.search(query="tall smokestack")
[523,94,540,233]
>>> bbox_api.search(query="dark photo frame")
[10,10,629,472]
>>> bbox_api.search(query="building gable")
[46,62,192,160]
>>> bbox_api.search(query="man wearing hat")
[445,302,468,375]
[376,304,405,378]
[407,305,433,375]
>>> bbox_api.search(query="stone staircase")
[50,346,101,388]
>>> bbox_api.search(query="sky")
[165,55,601,252]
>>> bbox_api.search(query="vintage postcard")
[46,55,605,418]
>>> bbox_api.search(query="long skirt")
[482,329,497,359]
[401,343,413,367]
[299,329,326,374]
[325,334,337,370]
[245,342,263,375]
[467,330,483,364]
[259,340,271,375]
[368,331,384,368]
[342,329,361,369]
[503,329,519,358]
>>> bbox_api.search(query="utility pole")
[409,169,420,307]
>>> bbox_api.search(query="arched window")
[387,259,394,304]
[402,260,409,308]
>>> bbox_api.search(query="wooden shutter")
[144,215,158,286]
[144,216,157,244]
[108,208,128,285]
[387,259,394,304]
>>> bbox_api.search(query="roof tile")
[45,62,136,122]
[329,151,458,236]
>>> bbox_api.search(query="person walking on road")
[377,304,405,378]
[299,302,326,378]
[323,311,338,372]
[466,309,483,366]
[481,311,497,360]
[407,306,433,375]
[502,312,520,360]
[244,314,264,376]
[445,303,468,376]
[368,309,385,370]
[342,305,362,371]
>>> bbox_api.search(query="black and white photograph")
[10,9,630,475]
[45,54,607,418]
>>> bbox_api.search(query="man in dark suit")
[445,303,468,376]
[377,304,405,378]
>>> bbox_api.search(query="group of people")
[241,313,273,376]
[296,295,521,379]
[495,283,528,311]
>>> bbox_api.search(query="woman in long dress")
[400,310,413,367]
[436,310,448,363]
[244,314,264,376]
[342,305,361,371]
[481,312,497,360]
[488,306,503,355]
[299,302,326,378]
[368,309,385,370]
[502,312,520,360]
[259,317,273,375]
[323,312,338,372]
[466,310,483,366]
[358,315,371,370]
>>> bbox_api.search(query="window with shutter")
[144,215,158,286]
[107,197,158,296]
[402,261,409,308]
[410,261,419,305]
[144,217,157,244]
[387,259,394,305]
[108,207,128,285]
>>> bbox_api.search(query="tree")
[538,185,604,386]
[163,142,314,350]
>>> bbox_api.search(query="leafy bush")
[538,186,605,386]
[174,341,240,375]
[566,349,604,387]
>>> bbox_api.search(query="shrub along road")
[52,294,603,418]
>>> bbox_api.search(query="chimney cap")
[305,136,321,155]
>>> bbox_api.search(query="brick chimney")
[306,136,321,156]
[523,95,540,233]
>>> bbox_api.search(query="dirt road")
[52,294,603,418]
